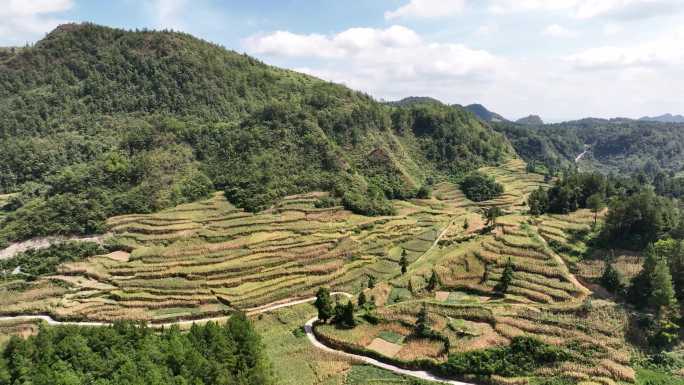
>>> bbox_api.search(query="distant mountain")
[516,115,544,125]
[387,96,444,107]
[639,114,684,123]
[464,104,508,123]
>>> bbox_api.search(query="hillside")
[515,115,544,125]
[494,118,684,176]
[640,113,684,123]
[464,104,508,123]
[0,23,512,246]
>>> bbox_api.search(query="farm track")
[0,291,470,385]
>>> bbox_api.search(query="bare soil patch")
[103,251,131,262]
[367,337,402,357]
[434,291,450,301]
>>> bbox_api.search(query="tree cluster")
[0,316,273,385]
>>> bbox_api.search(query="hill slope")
[464,103,508,122]
[639,113,684,123]
[494,118,684,175]
[0,23,512,246]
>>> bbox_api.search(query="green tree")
[342,300,356,328]
[650,257,678,315]
[484,207,503,228]
[368,275,376,289]
[357,291,367,308]
[427,270,439,292]
[628,244,659,308]
[586,193,605,226]
[416,303,430,336]
[463,218,469,231]
[460,171,504,202]
[528,187,549,216]
[314,287,334,323]
[495,258,514,295]
[600,263,622,294]
[399,249,408,274]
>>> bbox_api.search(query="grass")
[345,365,443,385]
[636,368,684,385]
[379,330,405,344]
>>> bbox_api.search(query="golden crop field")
[0,159,636,384]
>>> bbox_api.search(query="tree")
[484,207,503,228]
[341,300,356,327]
[416,185,431,199]
[495,258,514,295]
[314,287,333,323]
[399,249,408,274]
[460,172,504,202]
[368,275,376,289]
[586,193,605,226]
[628,245,659,308]
[463,218,469,231]
[416,303,430,336]
[357,291,367,308]
[600,263,622,294]
[333,300,344,322]
[528,187,549,216]
[650,257,679,315]
[427,270,439,292]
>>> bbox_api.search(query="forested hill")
[0,23,512,245]
[494,118,684,176]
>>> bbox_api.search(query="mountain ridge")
[0,23,512,245]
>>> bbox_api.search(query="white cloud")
[567,27,684,69]
[244,25,504,101]
[488,0,681,20]
[385,0,465,20]
[603,23,624,35]
[0,0,73,45]
[542,24,578,38]
[476,23,499,36]
[145,0,190,30]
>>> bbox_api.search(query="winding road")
[0,291,468,384]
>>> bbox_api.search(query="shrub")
[459,171,503,202]
[439,336,569,377]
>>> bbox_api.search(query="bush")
[0,241,105,279]
[439,336,569,377]
[459,172,503,202]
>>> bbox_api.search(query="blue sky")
[2,0,683,122]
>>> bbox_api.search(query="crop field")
[0,318,44,347]
[0,159,638,384]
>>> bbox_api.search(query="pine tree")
[427,270,438,292]
[333,300,344,322]
[314,287,333,323]
[416,303,430,336]
[463,218,469,230]
[587,193,605,226]
[357,291,366,307]
[342,300,356,327]
[628,244,659,308]
[368,275,376,289]
[399,249,408,274]
[495,258,514,295]
[650,257,679,315]
[600,263,622,294]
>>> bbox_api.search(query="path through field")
[304,317,472,385]
[0,291,471,384]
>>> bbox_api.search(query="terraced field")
[0,159,636,384]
